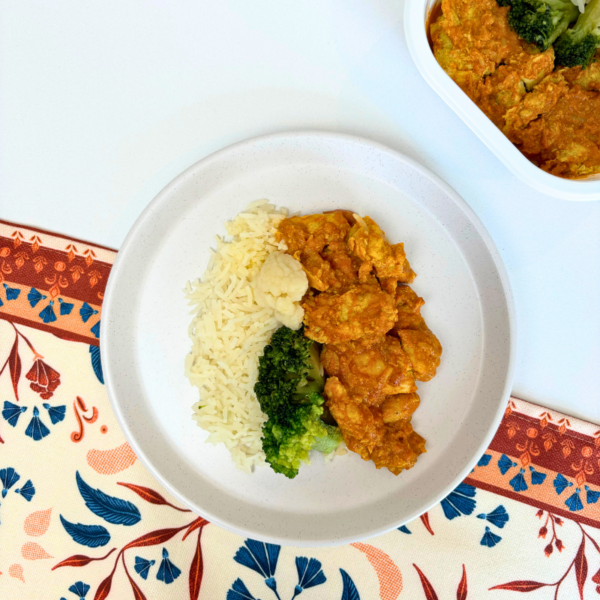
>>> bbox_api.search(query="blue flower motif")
[509,469,528,492]
[480,526,502,547]
[292,557,326,599]
[585,485,600,504]
[0,297,3,307]
[477,505,509,529]
[59,298,74,315]
[234,538,281,578]
[2,401,27,427]
[80,303,98,323]
[565,490,583,512]
[156,548,181,584]
[39,302,57,324]
[553,473,572,495]
[25,406,51,441]
[234,539,281,599]
[91,320,101,339]
[0,467,20,497]
[227,578,257,600]
[397,525,411,534]
[27,288,46,308]
[498,454,516,475]
[440,483,476,520]
[15,479,35,502]
[134,556,155,580]
[478,454,492,467]
[529,466,547,485]
[43,403,66,425]
[4,284,21,300]
[68,581,90,599]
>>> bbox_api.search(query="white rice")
[184,200,288,472]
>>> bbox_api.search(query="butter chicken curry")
[277,211,442,475]
[431,0,600,179]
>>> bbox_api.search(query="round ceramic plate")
[101,131,516,546]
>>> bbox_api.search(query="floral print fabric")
[0,220,598,600]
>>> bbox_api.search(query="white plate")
[404,0,600,201]
[101,131,516,546]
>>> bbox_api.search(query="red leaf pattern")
[52,549,116,570]
[189,528,205,600]
[457,564,467,600]
[489,581,548,592]
[420,512,435,536]
[413,564,439,600]
[117,482,191,512]
[8,336,21,401]
[123,525,189,551]
[94,572,114,600]
[182,518,209,541]
[574,538,588,600]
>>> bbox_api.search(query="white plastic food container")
[404,0,600,201]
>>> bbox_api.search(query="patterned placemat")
[0,219,598,600]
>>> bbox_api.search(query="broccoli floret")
[501,0,579,50]
[554,0,600,67]
[262,395,326,478]
[254,326,327,478]
[312,423,344,455]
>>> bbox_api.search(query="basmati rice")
[184,200,289,472]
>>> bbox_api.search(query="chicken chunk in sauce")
[321,336,417,404]
[302,283,397,344]
[277,213,352,291]
[276,211,441,476]
[391,285,442,382]
[347,216,416,293]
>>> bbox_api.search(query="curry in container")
[431,0,600,179]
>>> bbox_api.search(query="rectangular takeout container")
[404,0,600,201]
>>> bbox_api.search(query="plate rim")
[101,129,517,546]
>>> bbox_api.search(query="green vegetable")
[312,424,344,455]
[255,326,332,478]
[498,0,578,50]
[554,0,600,66]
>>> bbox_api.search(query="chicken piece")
[393,285,428,332]
[347,216,416,291]
[300,250,339,291]
[324,377,386,460]
[396,329,442,382]
[277,213,351,256]
[475,45,554,128]
[321,336,417,404]
[324,377,425,475]
[381,393,420,424]
[320,240,362,289]
[277,213,352,291]
[323,209,357,226]
[430,0,523,98]
[570,58,600,91]
[302,283,397,344]
[506,79,600,178]
[503,73,570,153]
[369,421,426,475]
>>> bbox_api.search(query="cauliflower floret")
[254,251,308,330]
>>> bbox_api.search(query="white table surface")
[1,0,599,423]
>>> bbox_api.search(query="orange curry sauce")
[277,211,443,476]
[430,0,600,179]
